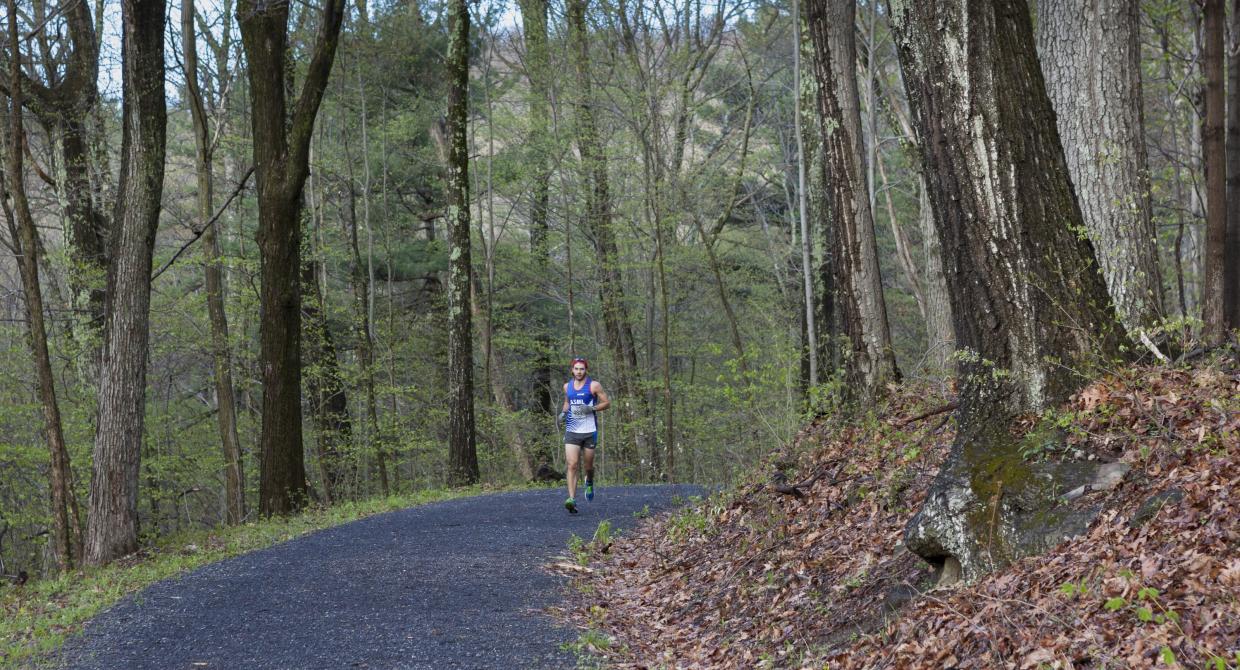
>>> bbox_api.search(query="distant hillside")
[557,358,1240,669]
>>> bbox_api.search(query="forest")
[0,0,1236,592]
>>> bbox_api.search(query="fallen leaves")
[557,361,1240,669]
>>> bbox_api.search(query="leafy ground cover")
[0,484,529,669]
[559,359,1240,669]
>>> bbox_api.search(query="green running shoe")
[585,480,594,502]
[565,497,578,514]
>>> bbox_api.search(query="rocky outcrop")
[905,427,1131,585]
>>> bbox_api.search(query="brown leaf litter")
[557,362,1240,669]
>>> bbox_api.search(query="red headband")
[570,357,589,369]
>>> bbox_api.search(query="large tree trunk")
[891,0,1127,582]
[806,0,900,400]
[3,0,77,571]
[1225,0,1240,329]
[567,0,646,476]
[873,71,955,371]
[237,0,346,515]
[1036,0,1164,336]
[1202,0,1226,344]
[919,177,955,371]
[183,0,245,525]
[445,0,478,486]
[85,0,166,565]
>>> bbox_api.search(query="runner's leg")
[583,447,595,485]
[564,443,581,500]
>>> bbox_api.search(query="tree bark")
[876,65,955,370]
[919,177,954,371]
[237,0,346,515]
[1036,0,1164,336]
[1226,0,1240,329]
[445,0,478,486]
[794,0,818,388]
[891,0,1127,581]
[1202,0,1226,343]
[85,0,166,565]
[2,0,77,571]
[806,0,900,400]
[183,0,245,525]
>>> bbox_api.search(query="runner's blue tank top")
[565,376,597,433]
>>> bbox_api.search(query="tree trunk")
[567,0,645,475]
[183,0,245,525]
[806,0,900,400]
[1036,0,1164,336]
[1202,0,1226,344]
[875,68,955,370]
[85,0,166,565]
[919,177,955,371]
[237,0,346,515]
[445,0,478,486]
[2,0,77,571]
[1226,0,1240,329]
[519,0,555,422]
[891,0,1127,581]
[793,0,818,388]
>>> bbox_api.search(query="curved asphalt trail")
[57,485,701,670]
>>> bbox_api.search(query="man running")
[559,357,609,513]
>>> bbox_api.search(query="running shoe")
[584,479,594,502]
[565,497,578,514]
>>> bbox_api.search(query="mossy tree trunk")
[85,0,166,566]
[445,0,478,486]
[13,0,110,334]
[891,0,1128,581]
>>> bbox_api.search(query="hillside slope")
[559,359,1239,669]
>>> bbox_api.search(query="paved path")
[57,485,701,670]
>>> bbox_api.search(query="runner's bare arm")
[591,382,610,412]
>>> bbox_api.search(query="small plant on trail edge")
[561,629,616,670]
[592,520,613,547]
[567,533,588,566]
[567,521,617,566]
[632,504,651,519]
